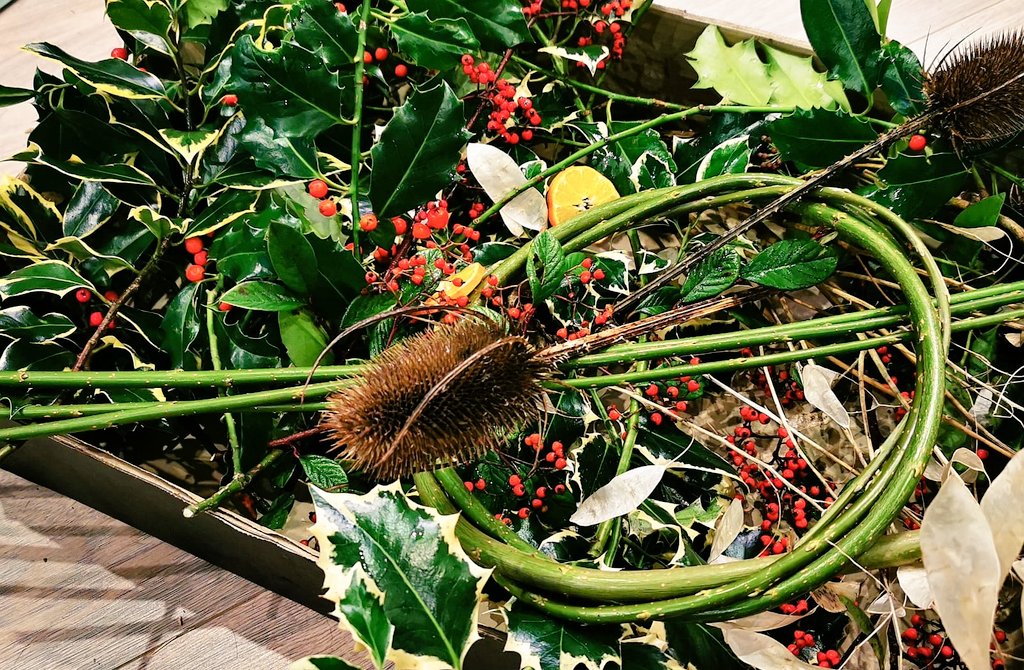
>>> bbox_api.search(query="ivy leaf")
[680,247,742,302]
[267,221,319,296]
[229,36,349,142]
[503,601,620,670]
[310,484,491,670]
[0,307,76,343]
[695,135,750,181]
[299,455,349,491]
[278,309,329,367]
[369,82,470,217]
[0,84,35,108]
[292,0,360,65]
[955,194,1005,228]
[742,238,838,290]
[762,44,849,110]
[876,41,925,116]
[160,283,202,369]
[406,0,530,51]
[220,281,306,311]
[24,42,166,99]
[766,109,876,168]
[686,26,772,106]
[391,14,480,70]
[799,0,880,98]
[861,152,969,220]
[0,260,95,300]
[527,231,565,302]
[63,182,120,239]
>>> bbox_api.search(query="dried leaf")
[943,447,987,484]
[800,363,850,428]
[569,465,666,526]
[897,565,935,609]
[466,143,546,237]
[979,449,1024,581]
[720,628,818,669]
[920,473,1001,670]
[717,610,811,632]
[708,498,745,563]
[864,592,905,618]
[812,580,860,613]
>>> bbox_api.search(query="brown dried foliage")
[321,318,551,480]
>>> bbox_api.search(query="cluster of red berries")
[476,464,568,525]
[787,629,843,668]
[471,68,542,144]
[362,46,408,78]
[307,179,337,217]
[639,367,702,426]
[598,0,632,18]
[777,597,810,615]
[900,615,1004,668]
[364,252,434,294]
[520,0,543,19]
[751,363,806,408]
[461,54,498,85]
[524,432,569,471]
[184,236,209,284]
[75,287,120,330]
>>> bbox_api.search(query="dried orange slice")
[546,165,619,227]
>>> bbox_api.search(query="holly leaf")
[0,307,76,343]
[391,14,479,70]
[105,0,173,50]
[0,341,74,371]
[63,182,120,239]
[686,26,772,106]
[762,44,848,110]
[184,0,230,28]
[267,221,319,296]
[369,82,470,217]
[310,484,491,670]
[24,42,167,99]
[861,152,969,220]
[1,174,63,243]
[299,455,349,491]
[292,0,360,65]
[526,231,565,302]
[278,309,329,367]
[406,0,530,51]
[694,135,750,181]
[876,41,925,116]
[503,601,620,670]
[220,281,306,311]
[799,0,880,98]
[0,84,35,108]
[680,247,741,302]
[742,238,838,290]
[186,189,259,237]
[160,282,202,369]
[0,260,95,300]
[22,144,157,186]
[766,109,876,168]
[665,621,744,670]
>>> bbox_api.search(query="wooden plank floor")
[0,468,375,670]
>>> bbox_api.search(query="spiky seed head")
[321,318,551,480]
[925,30,1024,153]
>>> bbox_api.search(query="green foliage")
[742,238,839,290]
[799,0,881,98]
[767,109,876,168]
[527,231,566,302]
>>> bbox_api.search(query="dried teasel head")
[925,30,1024,153]
[321,317,552,480]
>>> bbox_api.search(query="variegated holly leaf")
[310,484,491,670]
[0,260,96,300]
[503,601,621,670]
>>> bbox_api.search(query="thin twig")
[184,449,286,517]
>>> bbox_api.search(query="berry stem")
[349,0,373,253]
[184,448,287,518]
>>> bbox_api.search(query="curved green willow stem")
[0,365,366,389]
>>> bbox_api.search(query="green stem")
[0,365,366,389]
[207,287,243,474]
[13,401,331,420]
[185,449,287,517]
[349,0,373,251]
[0,443,16,464]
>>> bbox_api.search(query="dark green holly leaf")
[680,247,741,302]
[215,317,282,369]
[368,82,470,217]
[160,282,202,369]
[876,40,925,116]
[63,182,120,239]
[238,116,321,179]
[333,569,392,669]
[1,175,63,243]
[406,0,530,51]
[766,109,876,168]
[954,194,1005,228]
[292,657,362,670]
[220,281,306,311]
[861,152,969,220]
[799,0,880,98]
[260,492,295,530]
[105,0,173,50]
[664,621,744,670]
[278,309,329,366]
[341,292,396,331]
[504,601,620,670]
[267,221,319,295]
[636,424,735,474]
[526,231,565,302]
[230,36,350,142]
[621,639,686,669]
[676,113,766,184]
[292,0,360,65]
[392,14,481,70]
[299,454,349,491]
[310,485,490,669]
[582,121,675,195]
[0,260,95,300]
[24,42,167,99]
[0,85,35,108]
[742,238,838,290]
[0,341,74,371]
[0,307,76,343]
[694,135,750,181]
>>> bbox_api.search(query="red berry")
[464,481,474,492]
[374,47,389,61]
[75,288,91,303]
[218,302,232,312]
[363,51,373,64]
[88,311,104,327]
[185,264,205,283]
[509,474,522,486]
[908,134,927,152]
[531,498,542,508]
[359,213,378,232]
[411,222,431,240]
[193,250,209,266]
[554,484,566,494]
[592,269,605,281]
[686,379,700,392]
[319,199,337,217]
[518,507,530,519]
[221,94,238,107]
[475,478,486,490]
[554,458,566,470]
[184,237,204,254]
[103,290,119,302]
[650,412,663,426]
[902,628,919,641]
[535,487,547,498]
[308,179,328,198]
[394,64,408,77]
[110,47,128,60]
[579,270,592,284]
